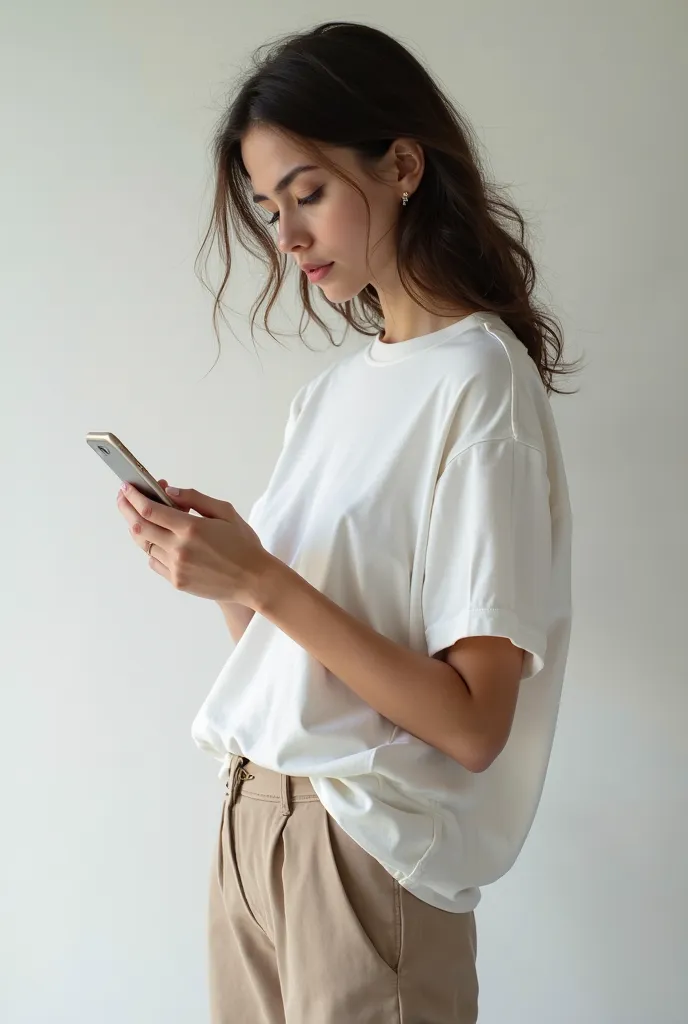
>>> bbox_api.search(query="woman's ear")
[391,137,424,193]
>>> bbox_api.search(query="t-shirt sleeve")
[248,379,313,528]
[282,380,310,448]
[421,437,552,680]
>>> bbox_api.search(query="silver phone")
[86,432,178,507]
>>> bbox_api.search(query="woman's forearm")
[217,600,255,644]
[245,553,490,771]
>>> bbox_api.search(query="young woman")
[117,21,573,1024]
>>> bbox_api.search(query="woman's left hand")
[116,481,270,605]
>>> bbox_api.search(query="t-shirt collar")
[365,312,488,365]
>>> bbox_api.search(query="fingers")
[157,479,219,519]
[157,478,186,510]
[155,477,198,512]
[159,480,193,511]
[163,487,228,519]
[119,481,188,533]
[117,487,172,556]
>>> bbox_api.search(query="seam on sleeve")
[442,436,547,475]
[510,436,516,613]
[424,607,548,678]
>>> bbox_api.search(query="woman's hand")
[116,479,271,605]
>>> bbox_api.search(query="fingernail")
[166,486,180,496]
[120,482,128,492]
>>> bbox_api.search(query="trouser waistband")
[225,755,320,818]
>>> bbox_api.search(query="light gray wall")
[2,2,686,1021]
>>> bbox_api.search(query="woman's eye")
[299,186,323,207]
[267,186,324,226]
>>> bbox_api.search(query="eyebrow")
[251,164,319,203]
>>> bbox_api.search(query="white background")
[2,2,686,1021]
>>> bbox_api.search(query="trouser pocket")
[323,812,402,974]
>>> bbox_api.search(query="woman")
[117,21,573,1024]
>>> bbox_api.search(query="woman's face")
[241,125,411,304]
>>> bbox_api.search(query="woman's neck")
[376,280,479,344]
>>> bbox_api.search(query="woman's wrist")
[243,551,290,614]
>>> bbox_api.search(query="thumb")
[163,484,231,519]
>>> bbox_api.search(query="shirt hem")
[398,876,482,913]
[425,607,547,680]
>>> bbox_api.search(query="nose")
[277,214,311,255]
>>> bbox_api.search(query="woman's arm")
[217,601,255,644]
[245,554,524,773]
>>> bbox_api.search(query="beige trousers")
[208,755,478,1023]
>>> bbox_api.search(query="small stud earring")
[402,191,410,206]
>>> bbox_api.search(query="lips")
[303,262,334,283]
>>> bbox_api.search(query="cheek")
[324,195,373,261]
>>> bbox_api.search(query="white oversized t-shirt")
[192,311,572,913]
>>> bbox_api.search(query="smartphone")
[85,432,178,507]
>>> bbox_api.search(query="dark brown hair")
[196,21,576,393]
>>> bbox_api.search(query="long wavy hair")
[196,21,576,393]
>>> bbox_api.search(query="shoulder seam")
[479,319,518,437]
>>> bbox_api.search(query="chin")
[320,276,366,304]
[323,287,356,303]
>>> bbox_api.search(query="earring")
[402,191,410,206]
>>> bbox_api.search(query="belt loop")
[225,754,246,806]
[280,771,292,817]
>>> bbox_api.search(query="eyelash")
[267,187,324,226]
